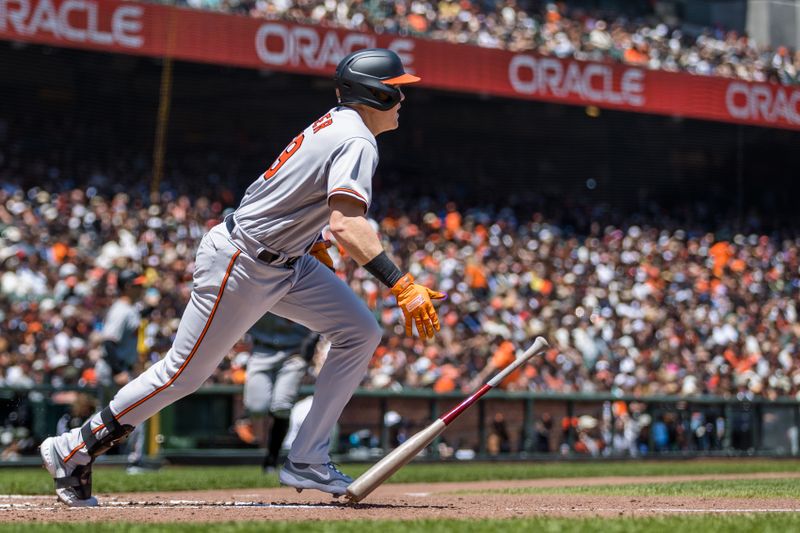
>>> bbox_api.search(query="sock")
[264,416,290,468]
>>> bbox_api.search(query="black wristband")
[363,251,404,288]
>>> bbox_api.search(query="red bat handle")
[440,384,492,425]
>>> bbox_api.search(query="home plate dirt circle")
[2,473,800,523]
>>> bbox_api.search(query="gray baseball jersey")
[233,105,378,257]
[101,300,140,369]
[250,313,311,361]
[54,105,384,469]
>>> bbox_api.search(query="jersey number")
[312,113,333,133]
[263,113,333,180]
[264,133,305,180]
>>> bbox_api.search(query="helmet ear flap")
[367,86,401,109]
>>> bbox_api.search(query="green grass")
[1,515,800,533]
[6,459,800,495]
[483,478,800,499]
[1,465,281,495]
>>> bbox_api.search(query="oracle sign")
[726,82,800,126]
[509,55,645,107]
[0,0,143,48]
[1,0,798,131]
[254,22,416,73]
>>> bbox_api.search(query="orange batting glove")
[390,273,446,340]
[310,240,335,272]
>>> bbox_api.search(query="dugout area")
[2,40,800,232]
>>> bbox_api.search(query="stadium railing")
[1,386,798,466]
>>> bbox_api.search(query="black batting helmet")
[334,48,421,111]
[117,269,146,291]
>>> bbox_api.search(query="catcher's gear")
[390,273,445,340]
[334,48,421,111]
[310,240,335,271]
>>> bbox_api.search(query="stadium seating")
[1,185,798,401]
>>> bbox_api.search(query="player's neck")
[347,105,388,137]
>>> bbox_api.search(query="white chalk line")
[2,496,798,514]
[0,499,340,511]
[0,504,60,511]
[0,504,47,509]
[1,503,798,514]
[106,500,339,508]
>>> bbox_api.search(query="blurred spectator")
[533,412,553,453]
[486,412,511,455]
[467,339,522,391]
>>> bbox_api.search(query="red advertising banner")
[2,0,799,130]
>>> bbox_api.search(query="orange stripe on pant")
[63,249,241,463]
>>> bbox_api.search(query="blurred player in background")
[234,314,320,473]
[95,269,149,473]
[95,270,146,388]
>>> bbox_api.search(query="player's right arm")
[328,196,445,340]
[328,196,382,263]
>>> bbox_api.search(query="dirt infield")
[3,472,800,523]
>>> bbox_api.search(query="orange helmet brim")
[382,73,421,85]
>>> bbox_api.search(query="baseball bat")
[345,336,549,503]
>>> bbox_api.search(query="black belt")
[252,342,295,353]
[225,215,299,267]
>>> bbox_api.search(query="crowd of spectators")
[357,196,800,401]
[0,187,214,389]
[166,0,800,85]
[1,185,799,403]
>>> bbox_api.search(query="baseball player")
[95,269,146,388]
[234,313,320,473]
[95,269,149,473]
[40,48,445,506]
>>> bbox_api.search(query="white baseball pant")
[54,222,382,465]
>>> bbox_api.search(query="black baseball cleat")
[279,460,352,496]
[39,437,98,507]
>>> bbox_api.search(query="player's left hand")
[310,240,335,271]
[391,273,446,340]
